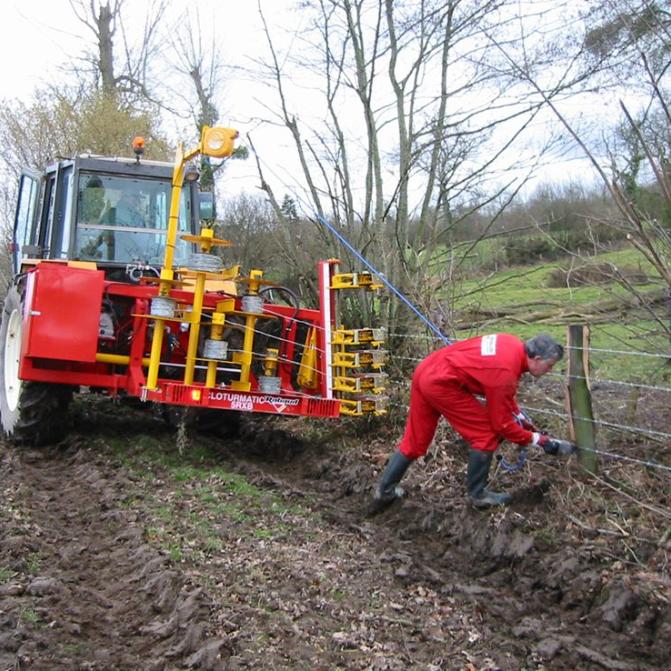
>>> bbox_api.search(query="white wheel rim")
[4,308,22,412]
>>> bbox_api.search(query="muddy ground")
[0,396,669,671]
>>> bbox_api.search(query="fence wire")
[224,305,670,473]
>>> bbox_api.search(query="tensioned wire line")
[565,445,671,472]
[392,354,671,394]
[198,293,668,395]
[386,350,671,394]
[381,398,671,473]
[387,330,671,359]
[312,213,451,346]
[276,335,669,468]
[384,373,671,440]
[384,375,671,439]
[523,404,671,441]
[545,371,671,395]
[217,317,387,385]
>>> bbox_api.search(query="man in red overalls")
[373,333,574,510]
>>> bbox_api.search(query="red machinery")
[0,128,387,444]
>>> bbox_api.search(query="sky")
[1,0,304,197]
[1,0,614,210]
[1,0,291,100]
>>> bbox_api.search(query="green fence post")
[567,324,598,473]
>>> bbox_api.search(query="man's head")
[525,333,563,377]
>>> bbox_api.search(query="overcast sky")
[2,0,611,208]
[1,0,305,196]
[1,0,290,100]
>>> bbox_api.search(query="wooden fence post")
[566,324,598,473]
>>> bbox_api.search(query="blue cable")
[314,213,451,345]
[496,448,528,473]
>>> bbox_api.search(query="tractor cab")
[13,153,203,280]
[2,126,388,447]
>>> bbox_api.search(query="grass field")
[442,246,670,383]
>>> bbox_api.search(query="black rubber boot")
[369,450,413,515]
[467,449,511,508]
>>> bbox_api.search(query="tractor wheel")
[0,286,73,446]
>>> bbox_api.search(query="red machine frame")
[18,259,344,419]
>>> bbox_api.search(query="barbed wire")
[545,371,671,394]
[383,352,671,394]
[574,446,671,472]
[203,300,671,473]
[233,317,670,427]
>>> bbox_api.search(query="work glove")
[532,433,576,456]
[514,409,537,432]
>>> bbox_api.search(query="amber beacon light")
[132,136,146,157]
[201,127,239,158]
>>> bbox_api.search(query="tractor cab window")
[13,173,40,274]
[75,173,192,266]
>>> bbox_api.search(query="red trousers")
[398,358,500,459]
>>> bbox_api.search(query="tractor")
[0,127,388,445]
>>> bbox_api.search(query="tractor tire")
[0,286,73,446]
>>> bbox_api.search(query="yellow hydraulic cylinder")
[231,313,257,391]
[205,310,227,388]
[183,271,207,385]
[263,348,279,377]
[297,328,318,390]
[95,353,151,367]
[146,318,165,390]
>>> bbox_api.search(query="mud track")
[1,397,669,670]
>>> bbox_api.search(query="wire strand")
[523,404,671,440]
[386,331,671,360]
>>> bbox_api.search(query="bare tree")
[68,0,167,106]
[498,0,671,339]
[169,9,223,196]
[250,0,565,341]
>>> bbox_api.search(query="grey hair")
[525,333,564,361]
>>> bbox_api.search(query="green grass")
[448,245,669,383]
[110,434,309,564]
[0,567,15,583]
[20,607,39,624]
[221,473,264,498]
[203,536,223,552]
[25,553,41,575]
[455,248,657,313]
[153,506,174,522]
[167,545,183,562]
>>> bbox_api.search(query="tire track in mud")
[1,404,668,670]
[226,439,669,671]
[0,447,227,671]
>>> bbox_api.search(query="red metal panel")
[24,263,104,362]
[145,384,341,418]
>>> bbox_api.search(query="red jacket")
[423,333,533,445]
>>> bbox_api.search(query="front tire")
[0,286,72,445]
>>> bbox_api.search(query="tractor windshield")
[75,173,192,266]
